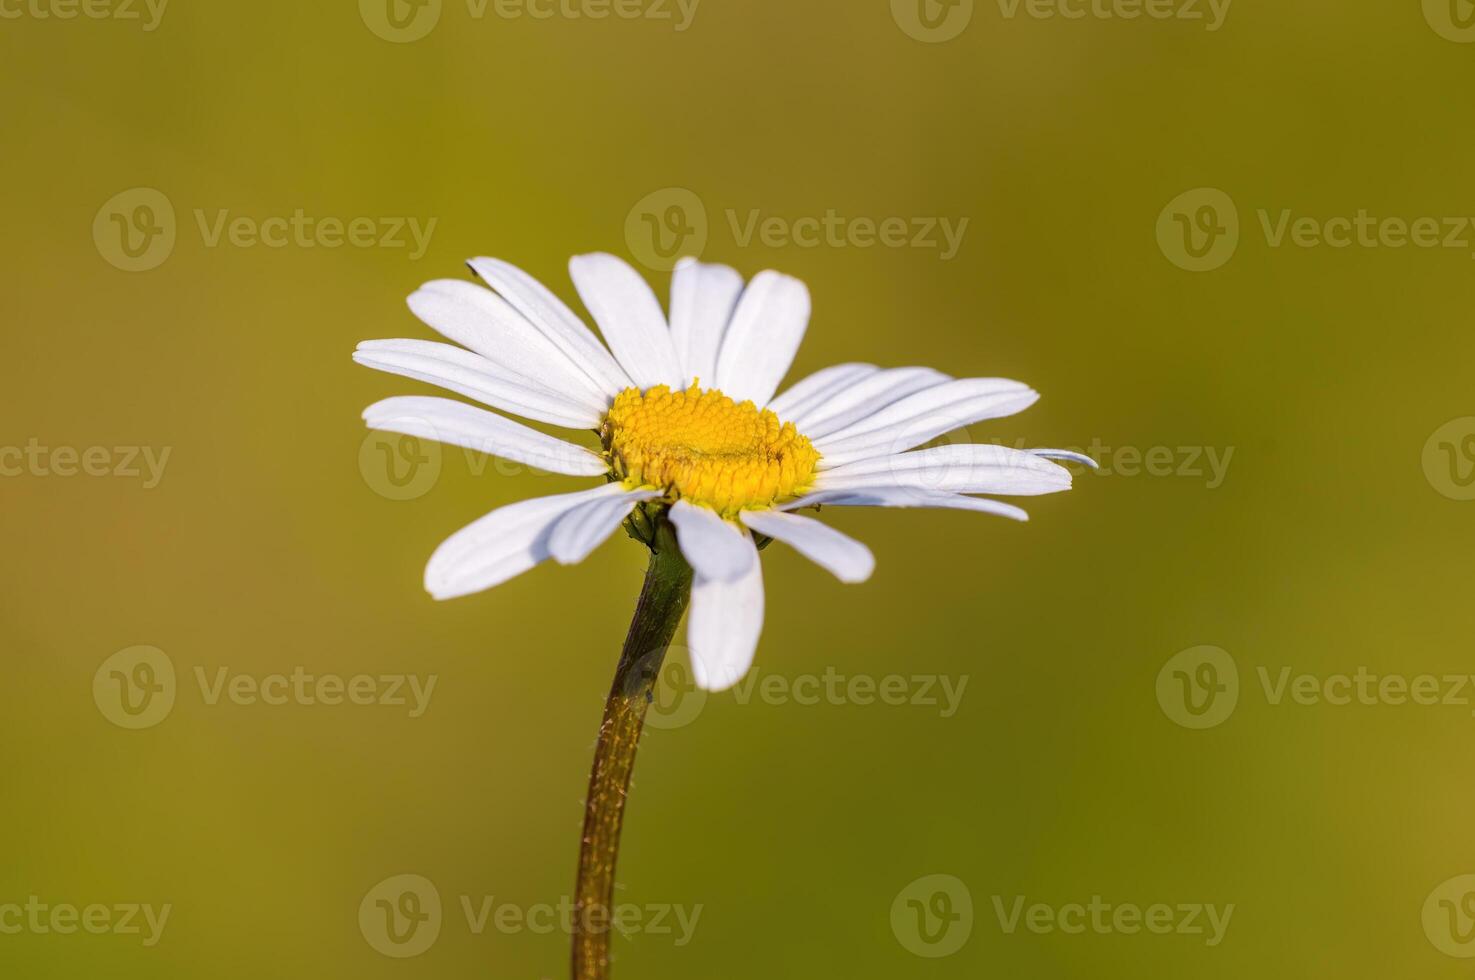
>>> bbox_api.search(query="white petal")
[1031,448,1099,469]
[740,510,874,584]
[687,539,764,692]
[424,484,625,600]
[814,445,1073,496]
[354,340,602,429]
[767,363,881,424]
[362,396,608,477]
[547,488,660,565]
[713,271,811,406]
[668,500,756,583]
[569,253,687,390]
[779,487,1030,522]
[407,280,613,407]
[669,258,744,387]
[467,257,633,397]
[798,367,951,439]
[813,379,1040,467]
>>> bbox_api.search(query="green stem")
[572,518,693,980]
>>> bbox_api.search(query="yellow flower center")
[603,384,820,515]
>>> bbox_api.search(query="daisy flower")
[355,253,1089,691]
[355,252,1091,979]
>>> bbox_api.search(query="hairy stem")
[572,519,693,980]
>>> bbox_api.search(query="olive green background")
[4,1,1475,977]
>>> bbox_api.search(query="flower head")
[355,253,1089,691]
[604,383,820,515]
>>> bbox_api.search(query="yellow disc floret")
[603,384,820,516]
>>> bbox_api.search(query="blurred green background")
[4,1,1475,977]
